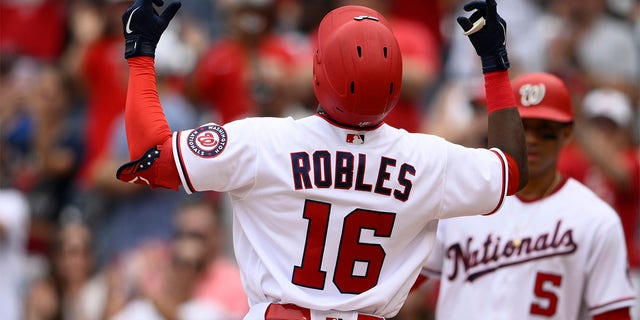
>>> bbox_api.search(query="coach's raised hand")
[457,0,509,73]
[122,0,181,59]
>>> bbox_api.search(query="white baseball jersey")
[423,178,636,320]
[172,115,509,318]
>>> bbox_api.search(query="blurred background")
[0,0,638,319]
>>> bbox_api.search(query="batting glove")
[457,0,509,73]
[122,0,181,59]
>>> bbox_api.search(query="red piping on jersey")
[485,150,507,215]
[421,267,442,276]
[175,131,196,193]
[589,297,636,313]
[504,151,520,196]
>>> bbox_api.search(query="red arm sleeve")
[115,56,180,190]
[504,151,520,196]
[125,56,172,160]
[593,308,631,320]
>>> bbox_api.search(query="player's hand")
[457,0,509,73]
[122,0,181,59]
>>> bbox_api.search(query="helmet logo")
[519,84,546,106]
[353,16,380,22]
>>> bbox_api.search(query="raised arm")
[457,0,528,192]
[115,0,182,189]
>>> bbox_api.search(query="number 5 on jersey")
[292,200,396,294]
[530,271,562,317]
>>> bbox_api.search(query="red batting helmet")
[313,5,402,127]
[512,72,573,123]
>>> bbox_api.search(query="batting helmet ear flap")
[313,5,403,128]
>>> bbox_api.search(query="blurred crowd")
[0,0,638,319]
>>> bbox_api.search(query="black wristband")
[124,35,157,59]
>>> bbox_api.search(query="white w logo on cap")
[519,84,546,106]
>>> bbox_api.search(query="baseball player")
[116,0,527,319]
[418,73,636,320]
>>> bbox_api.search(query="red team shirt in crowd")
[383,17,440,133]
[559,142,640,269]
[192,36,297,124]
[0,0,66,60]
[78,36,129,184]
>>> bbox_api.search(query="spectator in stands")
[546,0,640,100]
[24,65,85,255]
[188,0,304,124]
[0,0,67,61]
[24,218,107,320]
[72,0,131,189]
[100,196,247,319]
[107,231,230,320]
[0,56,84,256]
[176,197,249,318]
[0,189,30,320]
[425,80,488,148]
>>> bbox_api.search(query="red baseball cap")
[512,72,573,123]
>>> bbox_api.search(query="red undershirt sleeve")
[125,56,172,160]
[593,308,631,320]
[504,151,520,196]
[115,56,180,190]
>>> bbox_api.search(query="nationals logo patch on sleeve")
[187,124,228,158]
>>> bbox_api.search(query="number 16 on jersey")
[292,199,396,294]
